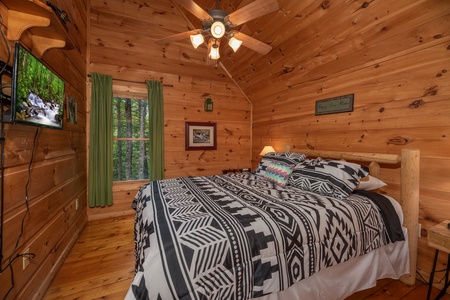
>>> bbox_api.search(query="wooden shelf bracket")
[3,0,74,58]
[7,10,50,41]
[31,35,66,58]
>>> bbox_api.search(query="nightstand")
[427,220,450,300]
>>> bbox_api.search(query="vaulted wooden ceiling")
[90,0,306,91]
[90,0,450,103]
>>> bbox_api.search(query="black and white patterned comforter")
[126,172,403,300]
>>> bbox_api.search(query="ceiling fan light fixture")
[208,39,220,60]
[190,33,204,49]
[228,36,242,52]
[210,21,226,38]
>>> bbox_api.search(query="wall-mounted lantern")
[204,98,213,112]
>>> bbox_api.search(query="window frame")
[112,83,150,183]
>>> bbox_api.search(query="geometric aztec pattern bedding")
[127,172,402,300]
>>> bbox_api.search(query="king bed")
[125,149,420,300]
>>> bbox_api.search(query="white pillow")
[355,175,387,191]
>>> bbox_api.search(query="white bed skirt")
[252,228,410,300]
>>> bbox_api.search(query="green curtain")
[146,80,165,181]
[88,73,113,207]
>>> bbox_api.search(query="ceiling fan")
[156,0,279,60]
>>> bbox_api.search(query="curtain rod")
[87,74,173,87]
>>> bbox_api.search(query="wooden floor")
[43,215,135,300]
[44,215,450,300]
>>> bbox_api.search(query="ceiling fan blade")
[175,0,213,21]
[234,32,272,55]
[226,0,279,26]
[155,30,201,45]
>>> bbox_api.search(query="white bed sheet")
[252,227,409,300]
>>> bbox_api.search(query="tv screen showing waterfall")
[12,42,65,129]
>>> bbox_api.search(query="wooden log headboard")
[292,148,420,285]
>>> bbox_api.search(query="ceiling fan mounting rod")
[211,0,232,26]
[205,9,228,24]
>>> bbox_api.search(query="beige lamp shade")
[228,37,243,52]
[208,39,221,60]
[190,34,204,49]
[259,146,275,156]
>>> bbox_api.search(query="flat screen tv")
[12,42,65,129]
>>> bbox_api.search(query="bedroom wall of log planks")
[0,0,88,298]
[0,0,449,298]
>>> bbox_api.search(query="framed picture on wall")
[315,94,354,115]
[185,122,217,150]
[66,94,78,124]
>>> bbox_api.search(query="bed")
[126,149,419,300]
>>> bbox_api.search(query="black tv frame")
[12,41,65,130]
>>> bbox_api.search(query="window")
[112,96,149,181]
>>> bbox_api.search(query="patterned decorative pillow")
[255,152,307,177]
[262,161,294,187]
[288,158,369,199]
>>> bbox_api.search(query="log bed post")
[399,148,420,285]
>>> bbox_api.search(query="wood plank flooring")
[43,216,135,300]
[44,215,450,300]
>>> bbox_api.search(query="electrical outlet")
[418,223,422,237]
[22,248,30,270]
[75,198,79,210]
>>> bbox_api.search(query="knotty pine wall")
[243,0,450,290]
[87,0,252,219]
[0,0,87,298]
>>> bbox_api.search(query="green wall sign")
[315,94,354,115]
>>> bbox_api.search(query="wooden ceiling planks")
[90,0,238,83]
[90,0,449,104]
[223,0,449,102]
[90,7,187,39]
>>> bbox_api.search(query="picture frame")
[315,94,354,115]
[66,94,78,124]
[185,122,217,150]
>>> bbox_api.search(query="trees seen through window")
[112,96,149,181]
